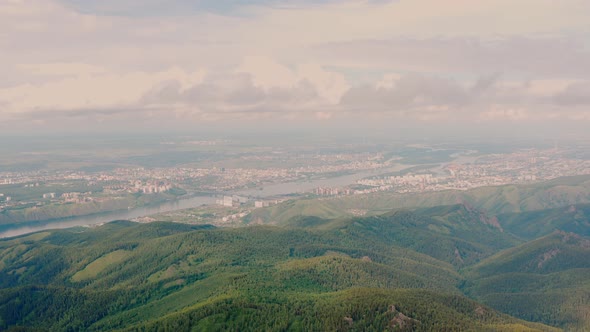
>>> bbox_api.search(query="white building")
[255,201,271,208]
[222,196,235,207]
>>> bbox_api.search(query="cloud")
[3,0,590,133]
[5,63,590,130]
[340,74,471,113]
[553,82,590,106]
[122,57,347,118]
[58,0,359,16]
[236,0,590,51]
[339,72,590,122]
[0,58,347,125]
[17,63,107,77]
[141,72,317,112]
[0,66,207,114]
[479,106,529,122]
[313,36,590,78]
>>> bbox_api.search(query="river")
[0,195,216,239]
[234,164,413,197]
[0,164,415,239]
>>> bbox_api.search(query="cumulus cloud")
[313,36,590,78]
[340,74,476,114]
[2,0,590,132]
[0,60,348,128]
[236,57,349,104]
[339,72,590,122]
[0,67,206,114]
[140,72,322,113]
[58,0,368,16]
[553,82,590,106]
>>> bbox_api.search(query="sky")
[2,0,590,137]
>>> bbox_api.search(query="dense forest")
[1,180,590,330]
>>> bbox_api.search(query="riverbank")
[0,192,184,226]
[0,194,217,238]
[0,164,417,238]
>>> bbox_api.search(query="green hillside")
[285,204,522,267]
[133,288,560,332]
[245,197,352,225]
[463,232,590,330]
[3,179,590,331]
[0,219,558,331]
[244,175,590,227]
[497,203,590,240]
[466,231,590,277]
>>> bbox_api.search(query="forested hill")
[246,175,590,226]
[462,231,590,331]
[0,216,568,331]
[3,173,590,331]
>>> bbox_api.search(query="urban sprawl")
[1,149,590,213]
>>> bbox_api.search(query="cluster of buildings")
[101,180,173,195]
[357,174,436,189]
[254,199,283,208]
[40,192,95,204]
[329,149,590,196]
[0,194,11,211]
[3,147,590,215]
[131,181,172,194]
[0,193,11,202]
[60,192,94,203]
[221,212,249,223]
[214,195,284,209]
[216,195,248,207]
[0,151,391,200]
[313,187,354,196]
[272,149,590,199]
